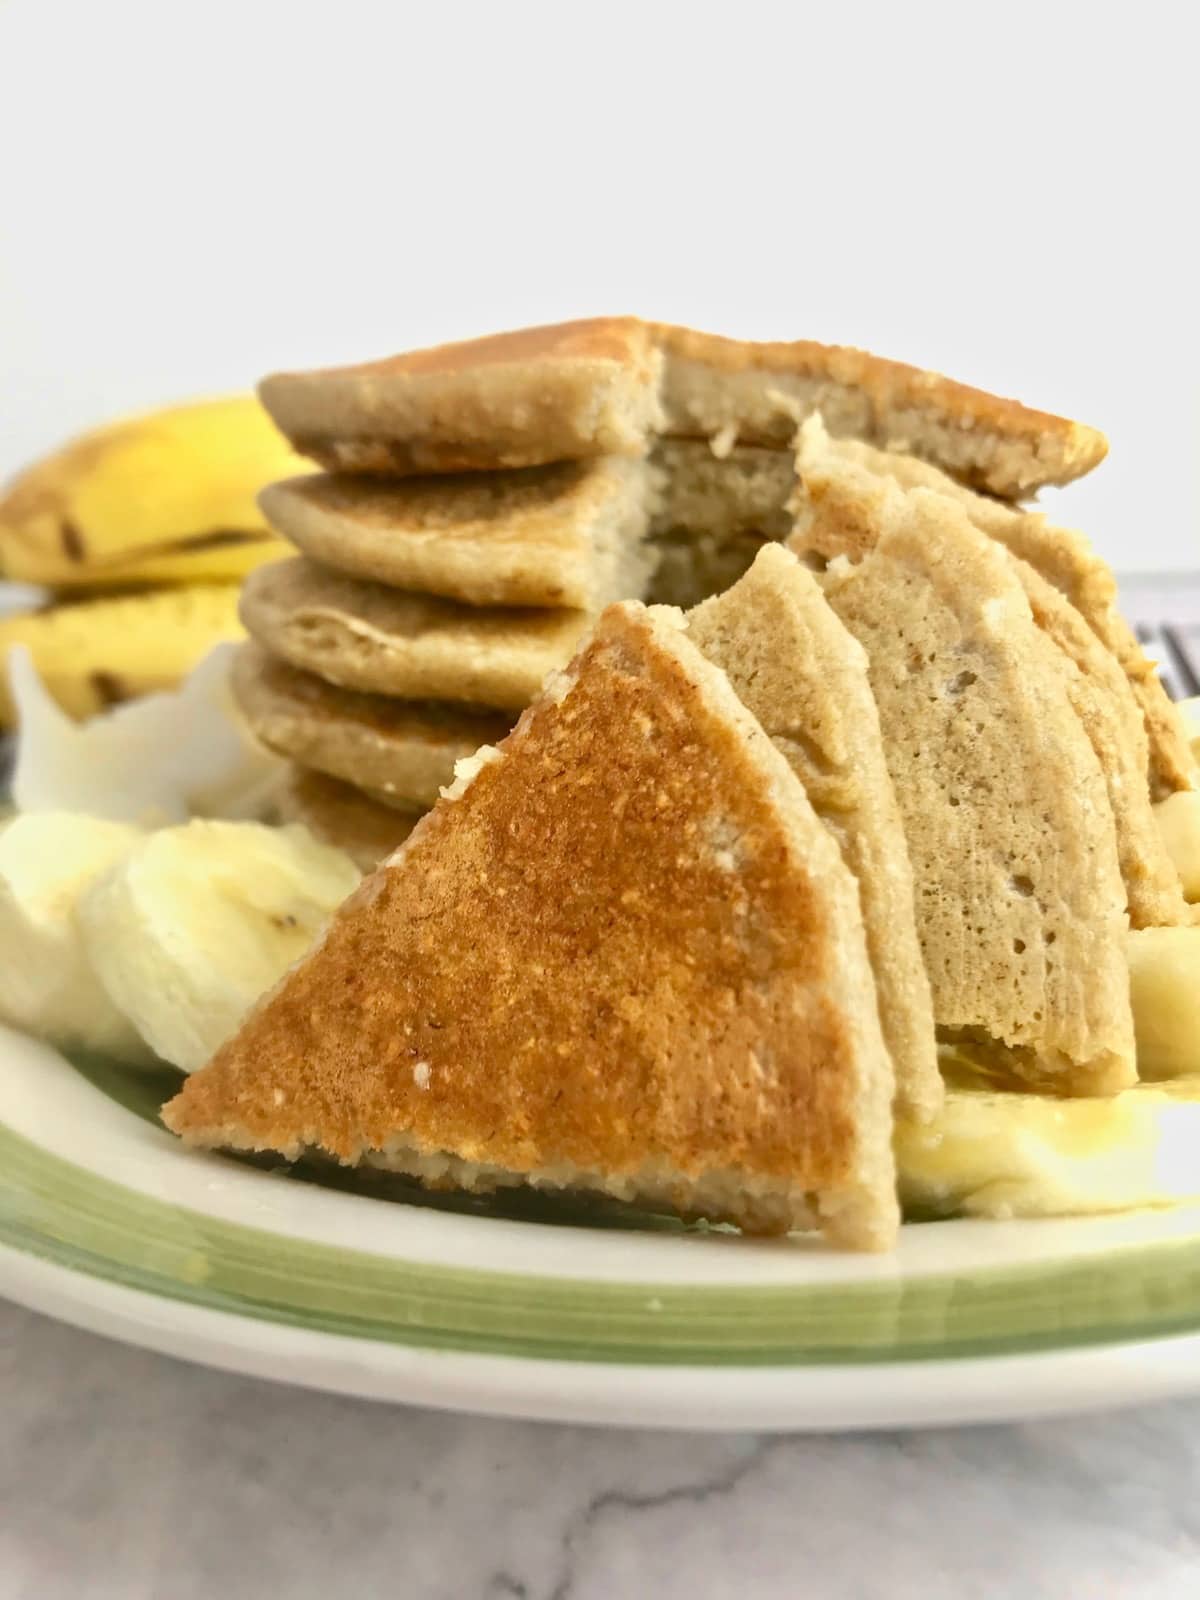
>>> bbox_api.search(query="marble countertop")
[3,1301,1199,1599]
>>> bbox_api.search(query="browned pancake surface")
[167,604,897,1246]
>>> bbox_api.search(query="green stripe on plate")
[4,1119,1200,1364]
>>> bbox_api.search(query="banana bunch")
[0,396,311,728]
[0,396,306,588]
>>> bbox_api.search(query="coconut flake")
[9,643,284,825]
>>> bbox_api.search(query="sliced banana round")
[78,820,360,1073]
[1127,925,1200,1080]
[897,1053,1200,1220]
[0,812,150,1061]
[1154,791,1200,901]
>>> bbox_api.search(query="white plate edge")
[6,1245,1200,1432]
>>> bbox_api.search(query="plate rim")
[9,1111,1200,1366]
[8,1245,1200,1432]
[7,1029,1200,1427]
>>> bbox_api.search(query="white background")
[0,0,1195,572]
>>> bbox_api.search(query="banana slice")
[1154,791,1200,901]
[0,585,245,728]
[897,1057,1200,1220]
[1127,925,1200,1080]
[0,812,150,1061]
[0,396,306,588]
[78,820,360,1072]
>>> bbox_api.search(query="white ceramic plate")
[4,1023,1200,1431]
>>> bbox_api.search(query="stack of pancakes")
[237,317,1126,867]
[166,319,1200,1250]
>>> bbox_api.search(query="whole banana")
[0,584,244,727]
[0,395,308,588]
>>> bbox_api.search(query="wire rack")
[1116,574,1200,701]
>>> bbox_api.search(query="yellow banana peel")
[0,396,308,588]
[0,584,244,726]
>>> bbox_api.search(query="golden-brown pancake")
[796,424,1197,799]
[789,464,1134,1095]
[685,544,941,1121]
[165,603,899,1250]
[241,557,589,712]
[259,317,1106,498]
[792,420,1189,924]
[260,457,655,611]
[232,642,508,809]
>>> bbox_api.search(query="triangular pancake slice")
[792,421,1188,928]
[1009,561,1188,928]
[795,425,1197,800]
[684,545,941,1121]
[970,514,1197,801]
[166,603,899,1249]
[789,467,1134,1095]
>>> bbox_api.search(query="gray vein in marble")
[539,1439,783,1600]
[485,1576,530,1598]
